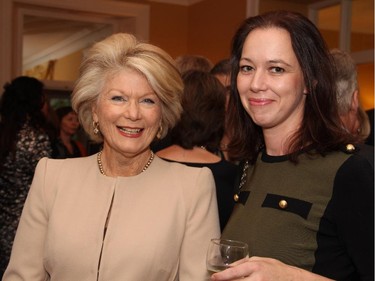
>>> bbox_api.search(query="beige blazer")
[3,155,220,281]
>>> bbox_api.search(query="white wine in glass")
[206,238,249,273]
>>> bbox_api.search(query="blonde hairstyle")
[71,33,183,142]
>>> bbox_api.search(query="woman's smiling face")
[237,27,308,133]
[92,68,162,156]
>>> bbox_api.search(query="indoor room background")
[0,0,373,110]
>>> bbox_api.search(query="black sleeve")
[332,148,374,281]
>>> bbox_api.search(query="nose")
[249,69,267,92]
[124,101,141,120]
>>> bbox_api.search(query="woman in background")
[0,76,52,277]
[157,70,239,231]
[210,59,235,162]
[51,106,87,158]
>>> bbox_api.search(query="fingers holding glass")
[207,238,249,273]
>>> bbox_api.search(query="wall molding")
[0,0,150,89]
[148,0,203,6]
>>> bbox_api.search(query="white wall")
[0,0,150,90]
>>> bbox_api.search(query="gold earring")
[93,121,100,135]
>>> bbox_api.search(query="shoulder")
[34,155,99,199]
[151,157,218,218]
[153,156,213,177]
[206,159,240,181]
[157,145,221,163]
[352,143,374,169]
[332,144,374,199]
[329,145,374,229]
[36,154,97,175]
[338,143,374,171]
[217,158,240,171]
[152,156,215,192]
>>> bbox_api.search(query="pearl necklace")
[97,150,154,176]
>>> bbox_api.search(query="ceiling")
[23,16,113,70]
[22,0,373,72]
[117,0,373,35]
[122,0,335,5]
[118,0,204,5]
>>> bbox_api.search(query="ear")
[303,83,309,95]
[92,105,99,123]
[303,80,317,95]
[350,90,359,112]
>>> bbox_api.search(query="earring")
[93,121,100,135]
[156,125,163,139]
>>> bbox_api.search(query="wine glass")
[206,238,249,273]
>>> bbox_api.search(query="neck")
[60,131,72,144]
[97,149,154,177]
[263,128,293,156]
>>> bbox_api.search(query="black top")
[0,122,51,277]
[365,108,374,146]
[51,138,84,159]
[162,158,240,231]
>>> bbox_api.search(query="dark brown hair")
[0,76,47,169]
[171,70,226,152]
[226,10,358,163]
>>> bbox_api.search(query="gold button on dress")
[279,199,288,209]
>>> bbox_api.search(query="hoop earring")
[93,121,100,135]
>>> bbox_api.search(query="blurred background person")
[330,48,371,143]
[41,95,60,142]
[152,54,214,153]
[211,58,231,93]
[365,108,374,146]
[51,106,87,159]
[0,76,52,277]
[157,70,239,231]
[3,33,219,280]
[175,54,213,75]
[210,58,234,162]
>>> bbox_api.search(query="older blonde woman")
[3,33,220,281]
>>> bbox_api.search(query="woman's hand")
[210,256,334,281]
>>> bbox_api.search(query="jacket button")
[346,144,355,152]
[234,194,239,202]
[279,199,288,209]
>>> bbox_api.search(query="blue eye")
[111,96,125,102]
[142,98,155,104]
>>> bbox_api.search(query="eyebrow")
[240,57,292,67]
[239,58,251,63]
[106,89,156,96]
[268,59,292,67]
